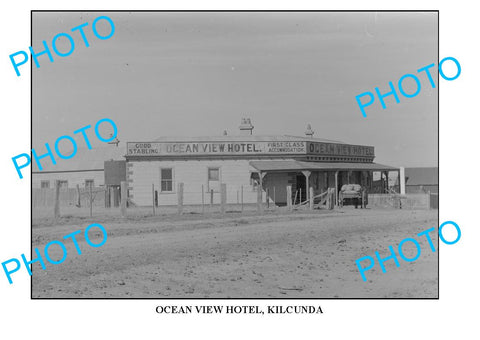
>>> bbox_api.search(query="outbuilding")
[32,146,125,189]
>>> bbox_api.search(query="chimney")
[305,124,314,138]
[239,118,254,135]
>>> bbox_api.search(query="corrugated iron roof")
[153,135,345,144]
[249,160,398,172]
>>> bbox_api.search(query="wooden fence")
[33,187,105,207]
[367,193,436,209]
[34,181,434,221]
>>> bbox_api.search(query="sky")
[32,11,438,167]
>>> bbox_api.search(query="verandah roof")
[249,160,398,172]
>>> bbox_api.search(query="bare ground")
[31,207,438,298]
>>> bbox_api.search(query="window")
[208,167,220,192]
[160,168,173,192]
[85,179,94,188]
[58,180,68,189]
[40,180,50,189]
[208,168,220,181]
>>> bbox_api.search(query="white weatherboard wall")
[32,170,105,189]
[128,159,262,206]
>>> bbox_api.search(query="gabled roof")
[405,167,438,186]
[32,146,126,173]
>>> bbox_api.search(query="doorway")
[295,174,307,203]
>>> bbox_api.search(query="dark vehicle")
[338,184,367,208]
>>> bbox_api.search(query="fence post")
[400,167,406,195]
[110,187,115,208]
[273,186,276,207]
[89,184,93,217]
[287,185,292,211]
[266,188,270,209]
[257,182,263,213]
[241,185,244,212]
[332,188,335,209]
[104,187,108,208]
[334,171,339,206]
[201,184,205,214]
[220,183,226,214]
[326,188,330,209]
[178,182,184,214]
[76,184,81,207]
[54,180,60,219]
[329,188,334,210]
[121,181,127,218]
[331,188,335,209]
[152,184,155,216]
[309,187,314,210]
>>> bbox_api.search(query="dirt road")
[32,208,438,298]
